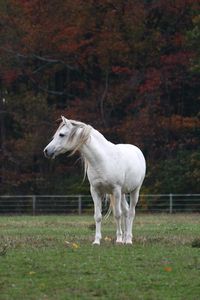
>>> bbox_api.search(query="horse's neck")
[80,128,113,165]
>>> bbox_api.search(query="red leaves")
[2,70,19,85]
[160,51,190,66]
[139,68,161,94]
[112,66,132,75]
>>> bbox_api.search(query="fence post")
[78,195,82,215]
[169,193,173,214]
[32,195,36,215]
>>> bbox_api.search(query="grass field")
[0,214,199,300]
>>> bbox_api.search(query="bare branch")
[1,47,78,71]
[32,63,52,74]
[32,54,77,70]
[29,77,73,96]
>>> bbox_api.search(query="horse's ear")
[61,115,66,123]
[61,116,69,125]
[61,116,72,127]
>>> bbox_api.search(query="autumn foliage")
[0,0,199,194]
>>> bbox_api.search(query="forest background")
[0,0,199,195]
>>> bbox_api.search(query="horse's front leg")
[113,188,123,244]
[90,186,103,245]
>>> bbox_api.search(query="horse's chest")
[87,164,123,192]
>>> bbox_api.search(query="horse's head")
[44,116,74,159]
[44,116,91,159]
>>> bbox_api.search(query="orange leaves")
[171,115,200,130]
[164,266,173,272]
[160,115,200,132]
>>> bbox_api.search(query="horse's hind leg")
[126,188,140,245]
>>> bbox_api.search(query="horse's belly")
[90,176,140,194]
[121,176,141,193]
[88,170,118,192]
[87,169,123,194]
[88,170,138,194]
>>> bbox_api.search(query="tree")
[0,0,199,195]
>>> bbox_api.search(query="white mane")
[54,119,92,155]
[67,120,92,156]
[59,119,92,180]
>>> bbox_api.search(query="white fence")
[0,194,200,215]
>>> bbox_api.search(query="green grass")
[0,214,199,300]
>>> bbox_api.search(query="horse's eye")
[59,133,65,137]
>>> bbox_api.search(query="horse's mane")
[55,119,92,148]
[56,119,92,180]
[68,119,92,155]
[70,120,92,181]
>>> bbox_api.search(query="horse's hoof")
[126,241,133,245]
[116,240,124,245]
[92,241,100,246]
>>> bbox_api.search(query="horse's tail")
[104,194,115,220]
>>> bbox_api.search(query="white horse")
[44,116,146,245]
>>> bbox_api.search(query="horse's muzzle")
[44,148,54,159]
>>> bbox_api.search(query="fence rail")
[0,194,200,215]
